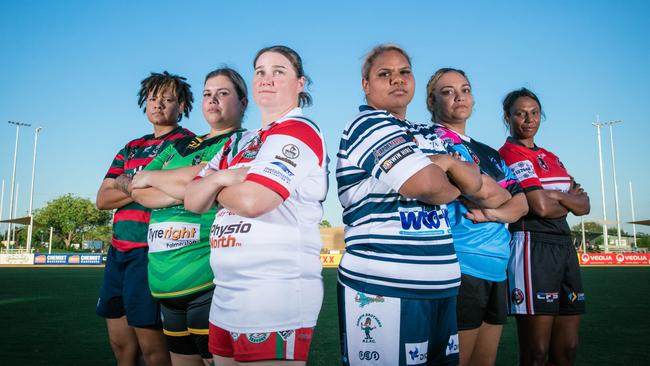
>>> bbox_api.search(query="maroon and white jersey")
[197,108,328,333]
[499,138,572,235]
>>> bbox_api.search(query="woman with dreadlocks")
[96,71,194,366]
[130,67,248,366]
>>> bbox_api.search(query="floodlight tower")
[6,121,31,244]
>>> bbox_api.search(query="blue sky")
[1,0,648,235]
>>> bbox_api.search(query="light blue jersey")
[417,124,523,281]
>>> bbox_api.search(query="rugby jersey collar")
[359,104,411,123]
[147,125,187,141]
[433,123,471,143]
[506,136,539,151]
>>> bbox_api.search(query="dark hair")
[362,44,411,80]
[425,67,470,122]
[253,45,312,107]
[204,67,248,120]
[137,71,193,122]
[204,67,248,102]
[502,87,545,129]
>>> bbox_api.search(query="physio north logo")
[398,207,450,236]
[405,341,428,365]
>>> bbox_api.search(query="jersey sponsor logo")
[380,146,414,173]
[358,351,381,361]
[270,161,295,176]
[355,292,385,308]
[277,330,294,341]
[511,288,525,305]
[568,292,585,303]
[372,136,407,160]
[536,292,559,303]
[537,154,549,171]
[357,313,382,343]
[274,155,297,167]
[446,334,459,356]
[148,222,200,252]
[398,207,450,236]
[282,144,300,159]
[263,166,293,184]
[210,221,251,249]
[510,160,538,181]
[247,333,270,344]
[187,138,203,150]
[405,341,428,365]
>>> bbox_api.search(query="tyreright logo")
[405,341,428,365]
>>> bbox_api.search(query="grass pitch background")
[0,267,648,365]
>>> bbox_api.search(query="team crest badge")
[537,154,549,171]
[356,313,382,343]
[511,288,525,305]
[192,155,202,166]
[242,136,262,159]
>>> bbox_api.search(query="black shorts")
[456,274,507,330]
[96,246,161,327]
[159,288,214,359]
[507,231,586,315]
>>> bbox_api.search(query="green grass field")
[1,267,648,365]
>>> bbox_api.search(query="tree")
[34,194,111,248]
[319,220,332,228]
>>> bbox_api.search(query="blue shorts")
[338,281,459,366]
[96,246,161,327]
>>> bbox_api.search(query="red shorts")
[208,323,313,362]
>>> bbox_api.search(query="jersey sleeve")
[144,144,173,171]
[499,159,524,195]
[342,116,432,192]
[499,144,542,192]
[104,146,126,179]
[245,120,324,200]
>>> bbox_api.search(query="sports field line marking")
[0,296,52,306]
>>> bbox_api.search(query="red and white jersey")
[198,108,328,333]
[499,138,572,235]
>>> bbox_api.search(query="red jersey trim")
[246,173,290,200]
[269,120,324,166]
[114,209,151,223]
[112,237,148,251]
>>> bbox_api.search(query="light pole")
[592,116,609,252]
[1,178,4,247]
[26,127,43,252]
[12,183,19,245]
[607,121,623,248]
[7,121,31,245]
[630,181,637,251]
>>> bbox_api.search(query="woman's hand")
[131,171,152,189]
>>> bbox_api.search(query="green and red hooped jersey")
[104,126,194,252]
[145,131,245,298]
